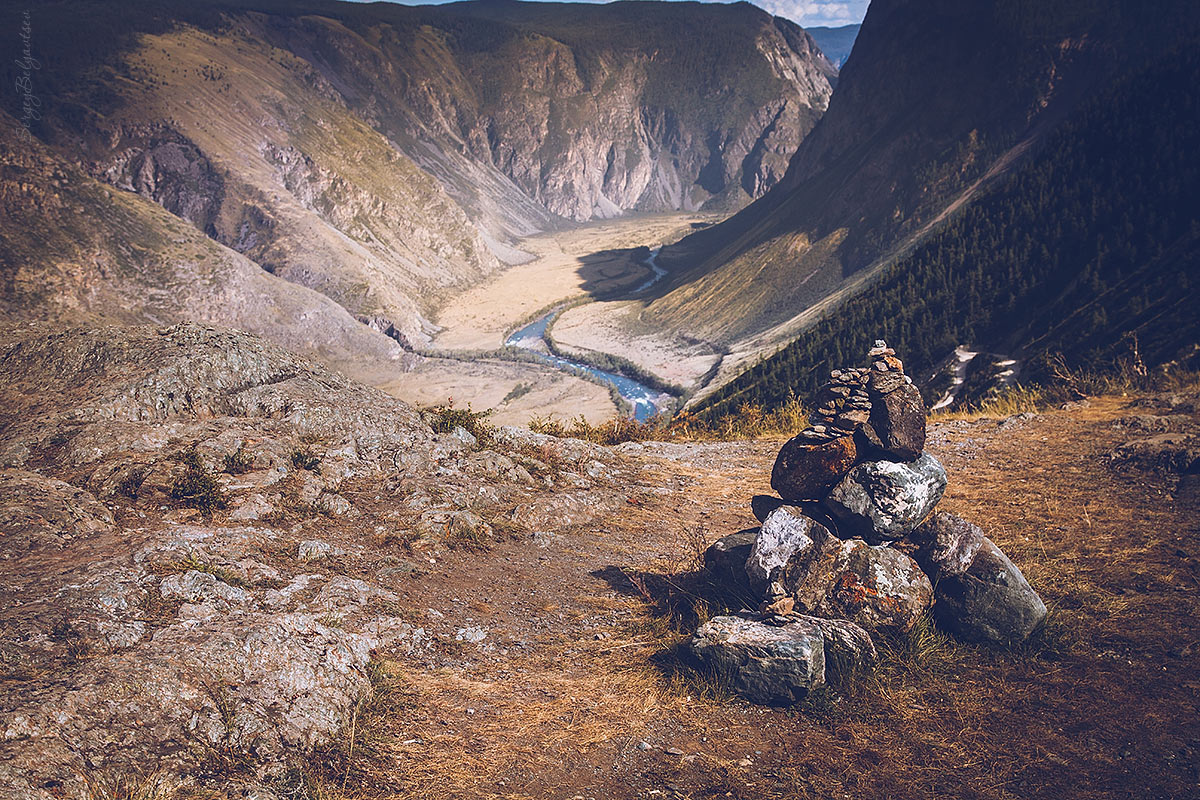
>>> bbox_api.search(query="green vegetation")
[697,45,1200,420]
[169,448,226,515]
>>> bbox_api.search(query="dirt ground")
[303,395,1200,800]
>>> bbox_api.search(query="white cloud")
[749,0,870,27]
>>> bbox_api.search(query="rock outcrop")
[0,321,631,795]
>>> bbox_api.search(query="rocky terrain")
[1,323,1197,798]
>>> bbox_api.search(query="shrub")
[170,448,226,515]
[290,447,321,472]
[222,444,253,475]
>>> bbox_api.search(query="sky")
[380,0,871,28]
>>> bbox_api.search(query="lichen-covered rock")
[771,434,859,503]
[703,529,758,589]
[690,614,826,704]
[823,454,947,543]
[817,539,933,633]
[690,613,877,704]
[912,513,1047,645]
[745,507,837,597]
[744,510,933,634]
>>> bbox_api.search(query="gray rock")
[812,617,878,679]
[159,570,255,611]
[745,507,836,597]
[703,529,758,588]
[689,613,877,704]
[689,613,826,704]
[297,540,343,561]
[823,454,947,544]
[912,513,1047,645]
[864,382,926,460]
[909,511,985,577]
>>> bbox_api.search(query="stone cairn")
[691,340,1047,705]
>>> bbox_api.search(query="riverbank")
[368,213,721,425]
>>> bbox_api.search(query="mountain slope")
[1,0,836,352]
[641,0,1200,357]
[695,44,1200,418]
[806,24,860,68]
[0,112,410,377]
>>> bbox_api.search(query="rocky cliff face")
[252,0,835,223]
[5,0,834,357]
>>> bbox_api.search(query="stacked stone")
[690,340,1047,706]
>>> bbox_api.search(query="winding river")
[504,249,670,421]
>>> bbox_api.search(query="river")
[504,249,671,421]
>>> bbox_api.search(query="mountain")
[806,24,860,68]
[618,0,1200,401]
[695,43,1200,419]
[0,0,835,353]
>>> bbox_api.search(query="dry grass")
[302,390,1199,799]
[529,395,809,444]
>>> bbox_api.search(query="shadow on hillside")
[574,245,658,300]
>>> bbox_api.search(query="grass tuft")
[169,448,226,515]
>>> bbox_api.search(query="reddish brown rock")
[771,434,859,502]
[866,382,926,460]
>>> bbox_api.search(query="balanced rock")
[745,506,837,598]
[823,453,947,544]
[771,433,858,503]
[703,529,758,589]
[911,513,1047,645]
[689,613,876,704]
[864,381,926,461]
[748,512,933,633]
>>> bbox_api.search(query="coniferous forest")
[697,44,1200,419]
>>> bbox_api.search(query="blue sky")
[384,0,871,28]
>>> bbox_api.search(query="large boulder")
[771,434,858,503]
[911,513,1047,645]
[823,453,947,544]
[744,507,837,598]
[689,613,877,704]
